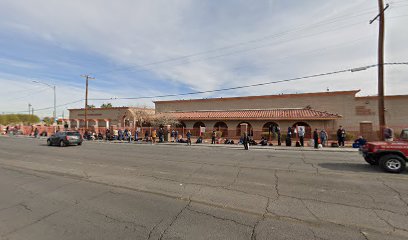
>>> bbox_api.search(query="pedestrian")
[320,129,328,147]
[113,129,118,140]
[171,130,175,142]
[118,129,123,141]
[134,129,139,142]
[145,131,149,142]
[186,130,192,145]
[336,126,346,147]
[127,130,132,143]
[152,129,157,144]
[383,127,394,142]
[105,129,111,141]
[211,130,216,144]
[34,128,39,138]
[124,129,128,141]
[298,127,305,147]
[243,132,249,150]
[285,127,292,146]
[175,130,179,142]
[313,129,319,149]
[276,127,281,146]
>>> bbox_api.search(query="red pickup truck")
[361,129,408,173]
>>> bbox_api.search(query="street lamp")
[32,81,56,122]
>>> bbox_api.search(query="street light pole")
[32,81,56,122]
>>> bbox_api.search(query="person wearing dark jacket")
[337,126,346,147]
[313,129,319,149]
[243,133,249,150]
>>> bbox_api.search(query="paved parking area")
[0,137,407,239]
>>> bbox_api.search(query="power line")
[90,62,408,101]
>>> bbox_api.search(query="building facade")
[68,107,154,129]
[154,90,408,140]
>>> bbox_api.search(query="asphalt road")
[0,136,407,240]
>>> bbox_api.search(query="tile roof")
[158,109,342,120]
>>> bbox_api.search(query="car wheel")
[47,139,52,146]
[59,140,66,147]
[77,142,82,146]
[379,154,406,173]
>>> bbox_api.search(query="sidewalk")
[1,135,357,153]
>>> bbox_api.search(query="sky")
[0,0,407,118]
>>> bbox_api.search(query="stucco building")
[155,90,408,140]
[68,107,154,129]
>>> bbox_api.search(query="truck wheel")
[379,155,406,173]
[47,139,52,146]
[59,140,66,147]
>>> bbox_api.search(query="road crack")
[158,200,191,240]
[379,178,408,215]
[185,207,253,228]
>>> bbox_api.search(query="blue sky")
[0,0,407,117]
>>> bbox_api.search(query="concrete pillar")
[105,119,110,129]
[76,119,80,129]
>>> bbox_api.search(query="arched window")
[262,122,279,139]
[193,122,205,136]
[236,122,253,137]
[214,122,228,137]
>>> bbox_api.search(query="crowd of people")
[6,123,395,151]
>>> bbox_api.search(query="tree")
[42,117,55,125]
[133,108,152,127]
[100,103,113,108]
[150,113,180,127]
[87,104,95,108]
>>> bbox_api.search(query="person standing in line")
[320,129,328,147]
[127,130,132,143]
[211,130,216,144]
[276,127,281,146]
[313,129,319,149]
[175,130,179,142]
[144,131,149,142]
[152,129,157,144]
[134,129,139,142]
[337,126,346,147]
[171,130,175,142]
[243,132,249,150]
[118,129,123,141]
[186,130,192,146]
[298,127,305,147]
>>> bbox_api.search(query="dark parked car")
[47,131,83,147]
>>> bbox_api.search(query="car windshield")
[66,132,80,136]
[400,130,408,140]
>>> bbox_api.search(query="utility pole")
[370,0,389,140]
[80,74,95,130]
[32,81,56,122]
[32,107,34,116]
[28,103,32,115]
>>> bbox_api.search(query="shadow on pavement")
[319,162,408,175]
